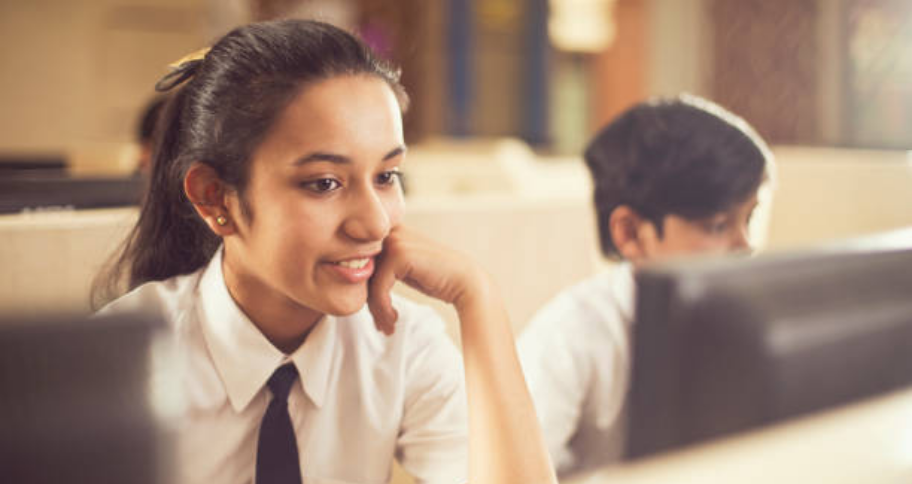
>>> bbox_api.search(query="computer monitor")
[625,240,912,459]
[0,155,68,178]
[0,312,173,483]
[0,176,145,214]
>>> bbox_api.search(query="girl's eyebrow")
[294,152,349,165]
[383,145,407,161]
[293,145,407,166]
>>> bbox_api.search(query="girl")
[97,19,555,484]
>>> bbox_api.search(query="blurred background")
[5,0,912,156]
[2,2,912,482]
[5,0,912,155]
[2,0,912,319]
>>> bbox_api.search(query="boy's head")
[584,94,774,264]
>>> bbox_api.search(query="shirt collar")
[613,262,636,325]
[288,314,337,409]
[196,247,338,413]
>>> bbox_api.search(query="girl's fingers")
[368,226,474,335]
[368,249,404,335]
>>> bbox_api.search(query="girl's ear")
[184,162,236,236]
[609,205,652,263]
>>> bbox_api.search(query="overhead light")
[549,0,617,53]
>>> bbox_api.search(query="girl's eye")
[302,178,341,193]
[376,170,401,186]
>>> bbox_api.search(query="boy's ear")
[184,162,236,236]
[609,205,650,263]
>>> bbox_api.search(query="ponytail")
[130,88,221,283]
[91,88,219,308]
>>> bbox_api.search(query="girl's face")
[221,75,405,330]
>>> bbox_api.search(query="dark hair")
[585,95,771,259]
[93,19,408,306]
[137,96,168,144]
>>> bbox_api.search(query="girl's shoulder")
[95,270,204,327]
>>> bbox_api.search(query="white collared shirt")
[517,263,635,478]
[100,249,467,484]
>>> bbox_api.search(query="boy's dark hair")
[93,19,407,307]
[584,95,771,258]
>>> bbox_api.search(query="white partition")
[0,194,601,337]
[0,208,136,316]
[399,195,601,342]
[4,144,912,323]
[766,146,912,250]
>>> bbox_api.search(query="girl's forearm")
[456,274,558,484]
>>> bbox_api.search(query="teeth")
[337,258,369,269]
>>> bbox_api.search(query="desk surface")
[568,387,912,484]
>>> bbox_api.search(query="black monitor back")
[0,312,172,483]
[626,246,912,459]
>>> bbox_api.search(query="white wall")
[0,0,211,168]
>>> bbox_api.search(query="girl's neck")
[221,258,323,355]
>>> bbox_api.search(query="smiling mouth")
[334,258,370,269]
[326,256,376,284]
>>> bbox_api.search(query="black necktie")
[256,363,302,484]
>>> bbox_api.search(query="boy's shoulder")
[533,266,631,328]
[519,264,635,357]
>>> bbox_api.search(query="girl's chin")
[293,282,369,318]
[326,305,366,317]
[319,293,369,317]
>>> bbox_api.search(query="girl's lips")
[325,257,375,283]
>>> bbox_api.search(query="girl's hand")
[367,226,488,335]
[369,226,558,484]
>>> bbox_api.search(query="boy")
[518,94,774,477]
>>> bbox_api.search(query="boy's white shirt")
[517,263,635,477]
[99,247,468,484]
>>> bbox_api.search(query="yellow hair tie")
[156,47,212,92]
[168,47,211,69]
